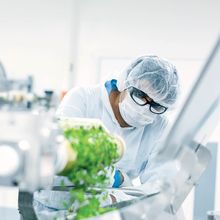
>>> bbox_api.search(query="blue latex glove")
[112,169,123,188]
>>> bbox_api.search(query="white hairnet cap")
[117,55,180,108]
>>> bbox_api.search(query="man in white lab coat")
[56,55,179,197]
[34,55,183,219]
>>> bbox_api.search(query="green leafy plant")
[60,125,120,219]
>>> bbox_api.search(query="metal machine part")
[0,74,35,110]
[0,110,62,192]
[0,113,126,192]
[0,112,127,220]
[0,81,58,111]
[0,63,58,111]
[0,62,34,110]
[0,62,7,80]
[207,211,220,220]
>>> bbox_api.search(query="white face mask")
[119,92,157,127]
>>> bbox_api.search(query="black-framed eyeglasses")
[128,87,168,114]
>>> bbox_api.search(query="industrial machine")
[0,62,7,80]
[0,111,59,190]
[0,62,62,192]
[0,63,58,111]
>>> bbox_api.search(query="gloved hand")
[119,170,133,187]
[106,167,133,188]
[112,169,124,188]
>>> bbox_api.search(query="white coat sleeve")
[56,87,87,118]
[139,144,163,184]
[139,117,169,184]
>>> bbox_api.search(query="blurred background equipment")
[0,62,7,80]
[0,61,59,111]
[0,110,126,220]
[0,107,60,219]
[0,111,57,191]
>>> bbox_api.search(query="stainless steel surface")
[207,211,220,220]
[0,62,7,80]
[0,111,60,192]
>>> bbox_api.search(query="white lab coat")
[56,84,168,183]
[33,83,185,220]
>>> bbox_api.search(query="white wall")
[0,0,73,92]
[0,0,219,91]
[74,0,220,88]
[1,0,219,93]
